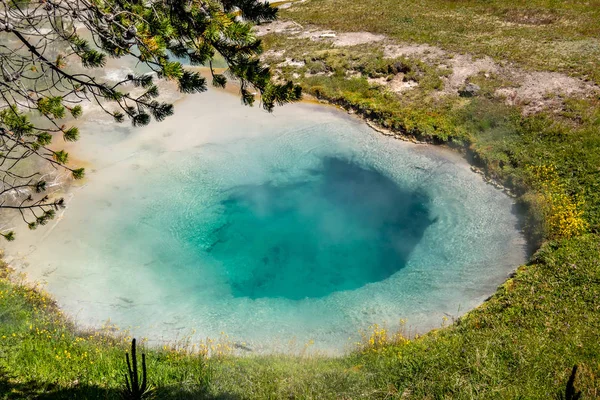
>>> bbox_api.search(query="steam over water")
[8,87,526,353]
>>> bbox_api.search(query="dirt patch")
[278,58,306,67]
[443,55,498,93]
[272,0,308,9]
[383,44,445,60]
[389,75,419,93]
[368,74,418,94]
[254,20,303,36]
[256,21,386,47]
[496,72,599,114]
[331,32,386,47]
[296,29,337,40]
[257,20,598,114]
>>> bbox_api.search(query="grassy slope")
[2,0,600,398]
[1,236,599,398]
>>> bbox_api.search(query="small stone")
[459,83,481,97]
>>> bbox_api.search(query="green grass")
[281,0,600,84]
[351,235,600,398]
[0,275,210,399]
[1,0,600,398]
[1,235,599,398]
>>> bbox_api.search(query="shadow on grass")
[0,368,236,400]
[556,365,582,400]
[0,338,237,400]
[154,386,242,400]
[0,363,584,399]
[0,367,118,399]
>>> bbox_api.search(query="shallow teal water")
[10,89,527,353]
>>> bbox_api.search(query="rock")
[459,83,481,97]
[389,61,411,74]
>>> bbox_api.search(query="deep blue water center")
[209,157,434,300]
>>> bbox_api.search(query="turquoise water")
[9,89,526,353]
[187,156,432,300]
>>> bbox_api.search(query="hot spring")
[8,86,526,353]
